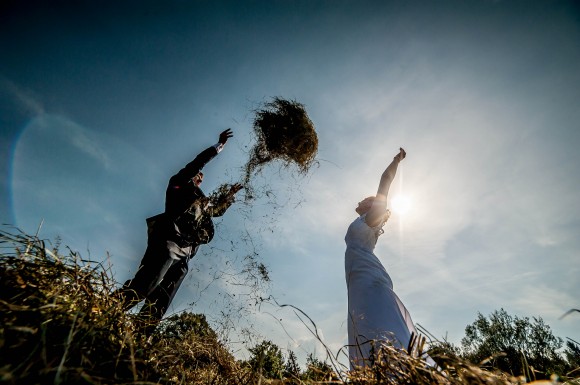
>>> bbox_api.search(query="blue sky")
[1,0,579,367]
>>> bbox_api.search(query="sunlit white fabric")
[345,215,416,369]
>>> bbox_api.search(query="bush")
[461,309,570,380]
[246,339,284,380]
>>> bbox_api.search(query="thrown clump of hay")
[243,97,318,187]
[208,183,238,215]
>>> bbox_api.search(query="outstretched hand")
[229,183,243,196]
[219,128,234,145]
[223,183,243,203]
[394,147,406,163]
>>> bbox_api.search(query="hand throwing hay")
[243,97,318,186]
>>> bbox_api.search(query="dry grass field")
[1,228,577,385]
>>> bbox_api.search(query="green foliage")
[148,313,242,384]
[565,339,580,373]
[247,340,285,379]
[460,308,569,379]
[303,353,336,382]
[283,350,301,379]
[155,312,216,340]
[429,339,463,369]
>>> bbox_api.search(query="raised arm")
[365,148,406,227]
[170,129,233,186]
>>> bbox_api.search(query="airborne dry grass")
[243,97,318,190]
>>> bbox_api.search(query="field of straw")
[0,228,576,385]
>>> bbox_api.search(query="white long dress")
[345,215,417,369]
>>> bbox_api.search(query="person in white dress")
[345,147,418,369]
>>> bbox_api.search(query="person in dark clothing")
[115,128,242,334]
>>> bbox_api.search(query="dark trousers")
[115,226,195,335]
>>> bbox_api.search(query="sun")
[390,194,411,215]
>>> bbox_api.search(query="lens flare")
[391,195,411,215]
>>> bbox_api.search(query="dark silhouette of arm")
[170,146,218,187]
[169,128,234,187]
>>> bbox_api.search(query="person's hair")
[355,196,375,215]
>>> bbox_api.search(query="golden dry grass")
[1,228,574,384]
[243,97,318,188]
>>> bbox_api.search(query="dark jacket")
[165,146,218,220]
[147,146,219,248]
[168,145,219,247]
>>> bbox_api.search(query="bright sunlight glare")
[390,195,411,215]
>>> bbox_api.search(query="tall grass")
[0,228,248,384]
[1,228,571,384]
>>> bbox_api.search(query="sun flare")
[390,195,411,215]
